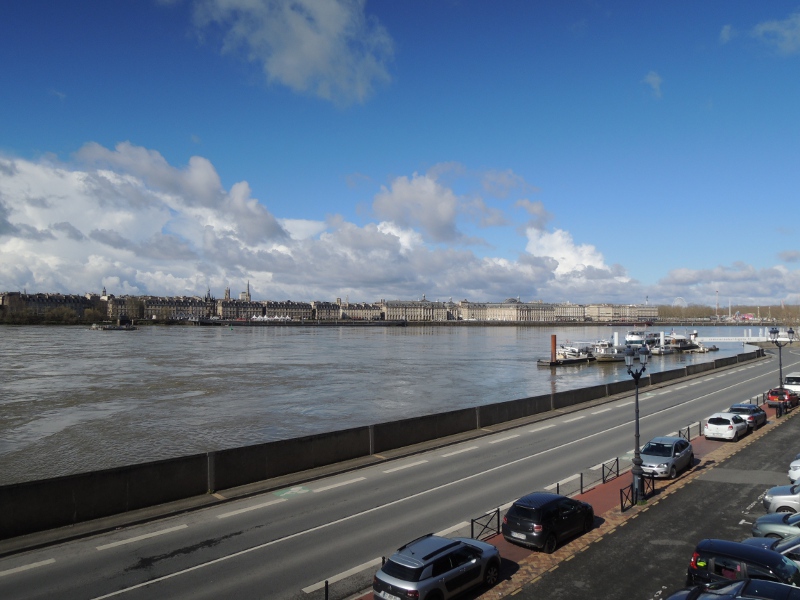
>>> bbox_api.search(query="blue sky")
[1,1,799,307]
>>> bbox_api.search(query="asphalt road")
[0,348,797,600]
[515,397,800,600]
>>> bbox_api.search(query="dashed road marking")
[564,416,585,423]
[384,460,428,473]
[97,525,188,550]
[530,424,556,433]
[0,558,55,578]
[490,434,520,444]
[217,498,286,519]
[312,478,366,493]
[442,446,478,457]
[592,408,612,415]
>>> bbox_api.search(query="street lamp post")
[625,344,650,504]
[769,326,795,389]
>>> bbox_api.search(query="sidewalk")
[358,402,795,600]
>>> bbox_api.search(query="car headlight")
[658,463,668,468]
[765,495,773,502]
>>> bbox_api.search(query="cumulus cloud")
[515,199,552,231]
[642,70,663,98]
[752,12,800,54]
[779,250,800,263]
[373,172,462,243]
[191,0,394,105]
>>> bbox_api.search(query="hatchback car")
[686,539,800,587]
[727,404,768,431]
[501,491,594,554]
[705,413,749,442]
[742,535,800,568]
[373,534,501,600]
[753,513,800,539]
[667,579,800,599]
[639,436,694,479]
[763,484,800,514]
[768,389,799,410]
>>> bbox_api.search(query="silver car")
[753,512,800,539]
[742,535,800,568]
[639,436,694,479]
[763,483,800,514]
[789,454,800,483]
[373,534,501,600]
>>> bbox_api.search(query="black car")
[728,403,768,430]
[686,539,800,587]
[667,579,800,599]
[501,491,594,554]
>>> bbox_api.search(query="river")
[0,324,766,484]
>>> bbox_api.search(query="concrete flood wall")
[0,349,765,540]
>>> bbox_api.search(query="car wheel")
[669,465,677,479]
[583,513,594,532]
[776,506,797,513]
[687,453,694,471]
[542,534,557,554]
[732,430,739,442]
[483,560,500,587]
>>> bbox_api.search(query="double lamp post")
[769,326,795,389]
[625,344,650,504]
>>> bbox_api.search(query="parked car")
[763,484,800,514]
[783,372,800,395]
[705,413,749,442]
[789,454,800,484]
[639,436,694,479]
[668,579,800,599]
[741,535,800,567]
[686,539,800,587]
[767,388,799,411]
[501,491,594,554]
[753,513,800,539]
[373,534,501,600]
[727,403,768,431]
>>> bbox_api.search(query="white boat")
[592,339,628,362]
[537,344,596,366]
[664,330,700,352]
[650,345,674,355]
[625,330,660,348]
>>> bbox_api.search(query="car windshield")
[774,555,800,585]
[708,417,730,425]
[382,559,424,582]
[641,442,671,457]
[728,407,749,414]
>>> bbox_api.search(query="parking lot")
[474,407,800,600]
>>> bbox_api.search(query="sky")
[1,1,799,308]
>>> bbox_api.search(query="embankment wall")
[0,348,765,540]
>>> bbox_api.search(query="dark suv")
[686,539,800,587]
[373,534,501,600]
[501,491,594,554]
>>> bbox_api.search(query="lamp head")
[789,328,796,342]
[639,345,650,365]
[624,345,635,367]
[769,327,779,341]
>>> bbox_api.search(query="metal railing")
[471,508,500,540]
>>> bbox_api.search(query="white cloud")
[642,70,663,98]
[720,24,736,44]
[191,0,394,105]
[752,12,800,55]
[525,228,614,277]
[373,172,462,243]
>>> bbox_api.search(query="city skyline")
[1,2,799,307]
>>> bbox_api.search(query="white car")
[790,454,800,483]
[704,412,748,441]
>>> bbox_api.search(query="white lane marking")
[0,558,55,578]
[592,408,611,415]
[217,498,286,519]
[96,525,188,551]
[676,385,688,390]
[591,458,617,470]
[689,382,701,386]
[312,477,365,493]
[556,473,580,486]
[442,446,478,457]
[564,416,585,423]
[489,434,519,444]
[303,557,383,593]
[616,401,634,407]
[667,432,678,437]
[90,369,772,598]
[529,424,556,433]
[436,522,469,537]
[383,460,428,473]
